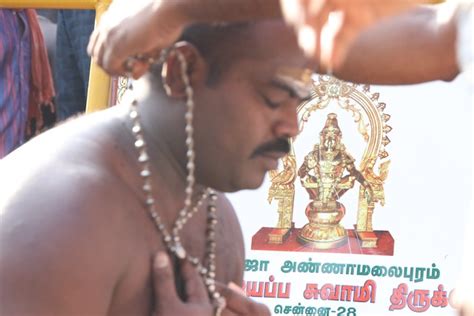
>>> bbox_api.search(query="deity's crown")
[321,113,342,136]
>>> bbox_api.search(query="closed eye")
[260,92,312,109]
[259,78,313,109]
[260,93,281,109]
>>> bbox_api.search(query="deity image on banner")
[252,75,394,256]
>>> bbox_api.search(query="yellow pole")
[85,0,112,113]
[0,0,96,8]
[0,0,112,113]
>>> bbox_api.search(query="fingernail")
[228,282,245,295]
[298,25,317,58]
[154,252,169,269]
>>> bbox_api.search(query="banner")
[229,75,473,316]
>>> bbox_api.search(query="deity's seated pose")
[297,113,372,248]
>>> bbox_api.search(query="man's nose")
[272,103,299,138]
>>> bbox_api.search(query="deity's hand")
[152,252,271,316]
[298,165,308,178]
[267,195,274,204]
[364,184,374,204]
[88,0,187,78]
[279,0,428,70]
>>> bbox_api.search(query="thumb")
[153,252,180,308]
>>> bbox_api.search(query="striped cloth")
[24,9,55,141]
[0,9,31,158]
[0,9,55,158]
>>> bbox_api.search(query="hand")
[218,282,271,316]
[87,0,187,78]
[280,0,428,70]
[152,252,213,316]
[365,185,374,204]
[151,252,271,315]
[451,285,474,316]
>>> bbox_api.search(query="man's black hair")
[150,22,253,86]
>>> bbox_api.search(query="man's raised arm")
[336,4,459,84]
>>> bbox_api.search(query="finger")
[181,260,208,303]
[91,12,113,66]
[328,17,359,70]
[219,283,249,315]
[131,61,150,79]
[305,0,326,18]
[131,49,162,78]
[92,29,108,68]
[102,46,129,77]
[152,252,180,307]
[297,24,318,59]
[87,29,99,57]
[320,9,345,72]
[280,0,305,27]
[228,282,246,295]
[295,0,323,58]
[310,4,332,66]
[218,284,271,316]
[104,31,134,75]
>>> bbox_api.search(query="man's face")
[191,21,312,192]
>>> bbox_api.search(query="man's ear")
[161,42,208,98]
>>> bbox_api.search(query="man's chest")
[105,214,241,316]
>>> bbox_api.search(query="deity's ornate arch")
[294,75,392,169]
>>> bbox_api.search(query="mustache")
[251,138,290,158]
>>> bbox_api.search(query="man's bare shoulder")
[0,107,140,315]
[1,107,130,216]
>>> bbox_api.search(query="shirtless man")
[0,21,313,315]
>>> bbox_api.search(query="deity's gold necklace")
[318,145,342,201]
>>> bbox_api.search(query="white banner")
[229,74,473,316]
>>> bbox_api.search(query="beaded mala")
[125,49,226,315]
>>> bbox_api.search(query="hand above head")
[88,0,457,84]
[279,0,430,71]
[87,0,283,79]
[87,0,187,79]
[151,252,270,316]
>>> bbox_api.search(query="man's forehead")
[208,20,316,91]
[272,66,314,99]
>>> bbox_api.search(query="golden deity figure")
[298,113,372,248]
[356,157,390,244]
[254,77,394,254]
[267,153,296,243]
